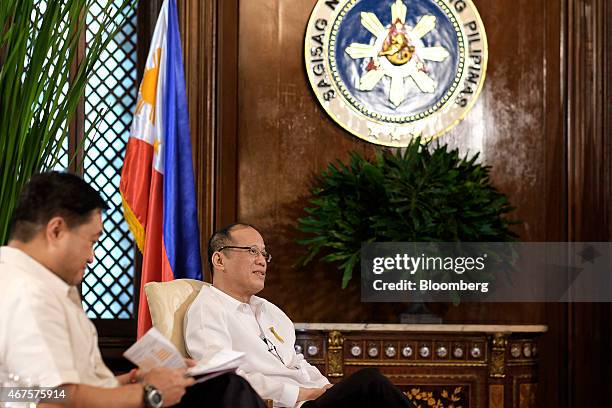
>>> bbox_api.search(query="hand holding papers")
[124,328,185,371]
[124,328,244,383]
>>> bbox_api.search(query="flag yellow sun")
[135,48,161,124]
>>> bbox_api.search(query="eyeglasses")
[218,245,272,263]
[261,336,284,364]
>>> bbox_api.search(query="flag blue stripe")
[162,0,202,280]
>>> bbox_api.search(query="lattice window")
[33,0,138,319]
[82,1,137,319]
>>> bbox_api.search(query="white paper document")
[123,328,244,382]
[187,349,245,382]
[123,328,185,371]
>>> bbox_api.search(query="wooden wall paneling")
[608,0,612,241]
[215,0,239,232]
[439,0,560,329]
[535,305,568,408]
[566,0,611,405]
[535,0,569,405]
[435,0,551,243]
[567,1,609,241]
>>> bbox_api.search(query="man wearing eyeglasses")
[185,224,417,408]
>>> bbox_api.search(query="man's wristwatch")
[143,383,163,408]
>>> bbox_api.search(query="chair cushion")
[144,279,207,356]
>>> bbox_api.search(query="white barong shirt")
[185,285,329,407]
[0,246,118,388]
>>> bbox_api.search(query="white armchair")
[144,278,207,357]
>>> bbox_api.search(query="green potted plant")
[297,138,519,292]
[0,0,133,244]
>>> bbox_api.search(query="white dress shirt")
[185,285,329,407]
[0,246,118,388]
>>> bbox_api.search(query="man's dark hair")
[207,223,257,276]
[9,171,108,242]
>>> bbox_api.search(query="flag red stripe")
[120,138,154,233]
[136,169,174,338]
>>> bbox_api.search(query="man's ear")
[45,216,68,243]
[211,251,224,270]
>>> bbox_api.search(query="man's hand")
[184,358,197,368]
[143,367,195,407]
[297,387,328,402]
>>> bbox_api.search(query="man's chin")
[73,270,85,286]
[252,281,265,294]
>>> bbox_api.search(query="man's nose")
[255,253,266,266]
[87,247,95,264]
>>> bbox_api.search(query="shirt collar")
[210,285,266,312]
[0,246,72,297]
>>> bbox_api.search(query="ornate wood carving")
[298,327,542,408]
[326,330,344,377]
[405,386,467,408]
[489,333,507,378]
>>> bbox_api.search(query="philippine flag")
[120,0,202,338]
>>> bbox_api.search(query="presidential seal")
[305,0,487,146]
